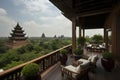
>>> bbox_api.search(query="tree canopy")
[0,37,71,70]
[91,34,103,44]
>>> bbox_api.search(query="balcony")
[0,44,120,80]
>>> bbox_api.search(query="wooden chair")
[78,55,99,72]
[61,60,91,80]
[61,54,98,80]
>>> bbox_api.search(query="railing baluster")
[46,58,48,69]
[11,74,14,80]
[48,57,50,67]
[15,73,17,80]
[43,59,45,71]
[54,54,56,63]
[51,55,53,65]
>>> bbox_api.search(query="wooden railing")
[0,44,72,80]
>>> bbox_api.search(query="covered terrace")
[49,0,120,64]
[0,0,120,80]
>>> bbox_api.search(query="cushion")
[91,55,98,63]
[65,65,80,72]
[80,61,90,70]
[78,59,90,70]
[65,65,81,78]
[78,59,89,63]
[88,56,92,61]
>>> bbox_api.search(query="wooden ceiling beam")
[76,4,112,13]
[77,8,112,17]
[76,1,112,10]
[75,0,111,7]
[75,0,96,6]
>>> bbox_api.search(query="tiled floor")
[41,62,62,80]
[89,56,120,80]
[41,49,120,80]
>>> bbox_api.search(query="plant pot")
[60,54,67,65]
[21,74,41,80]
[101,58,115,72]
[74,55,82,60]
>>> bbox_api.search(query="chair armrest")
[61,65,91,79]
[61,65,80,74]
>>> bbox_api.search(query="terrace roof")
[49,0,118,29]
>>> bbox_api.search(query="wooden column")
[104,28,106,42]
[116,16,120,60]
[112,15,120,60]
[79,27,82,38]
[83,28,85,37]
[104,28,108,51]
[72,17,76,53]
[103,2,120,62]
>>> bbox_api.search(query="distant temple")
[41,33,46,38]
[7,23,28,48]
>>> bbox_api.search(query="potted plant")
[21,63,41,80]
[77,37,85,59]
[60,49,68,65]
[101,52,115,72]
[77,37,86,49]
[74,48,83,60]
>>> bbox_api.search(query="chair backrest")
[80,61,90,70]
[91,55,98,64]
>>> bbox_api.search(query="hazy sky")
[0,0,103,37]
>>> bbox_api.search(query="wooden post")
[104,28,108,51]
[72,17,76,53]
[102,2,120,62]
[79,27,82,38]
[112,15,120,60]
[83,28,85,37]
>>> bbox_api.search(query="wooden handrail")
[0,44,72,80]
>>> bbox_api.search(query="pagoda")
[7,23,28,48]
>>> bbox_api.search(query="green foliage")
[60,49,67,54]
[102,52,114,59]
[0,39,9,54]
[50,39,61,50]
[0,46,8,54]
[25,44,34,51]
[74,48,83,55]
[0,50,20,68]
[91,34,103,44]
[17,44,34,54]
[20,51,41,61]
[34,45,42,53]
[21,63,39,79]
[3,61,23,70]
[77,37,86,47]
[0,37,72,70]
[17,47,26,54]
[85,36,91,42]
[42,42,52,50]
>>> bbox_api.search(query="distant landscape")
[0,37,72,70]
[0,33,111,71]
